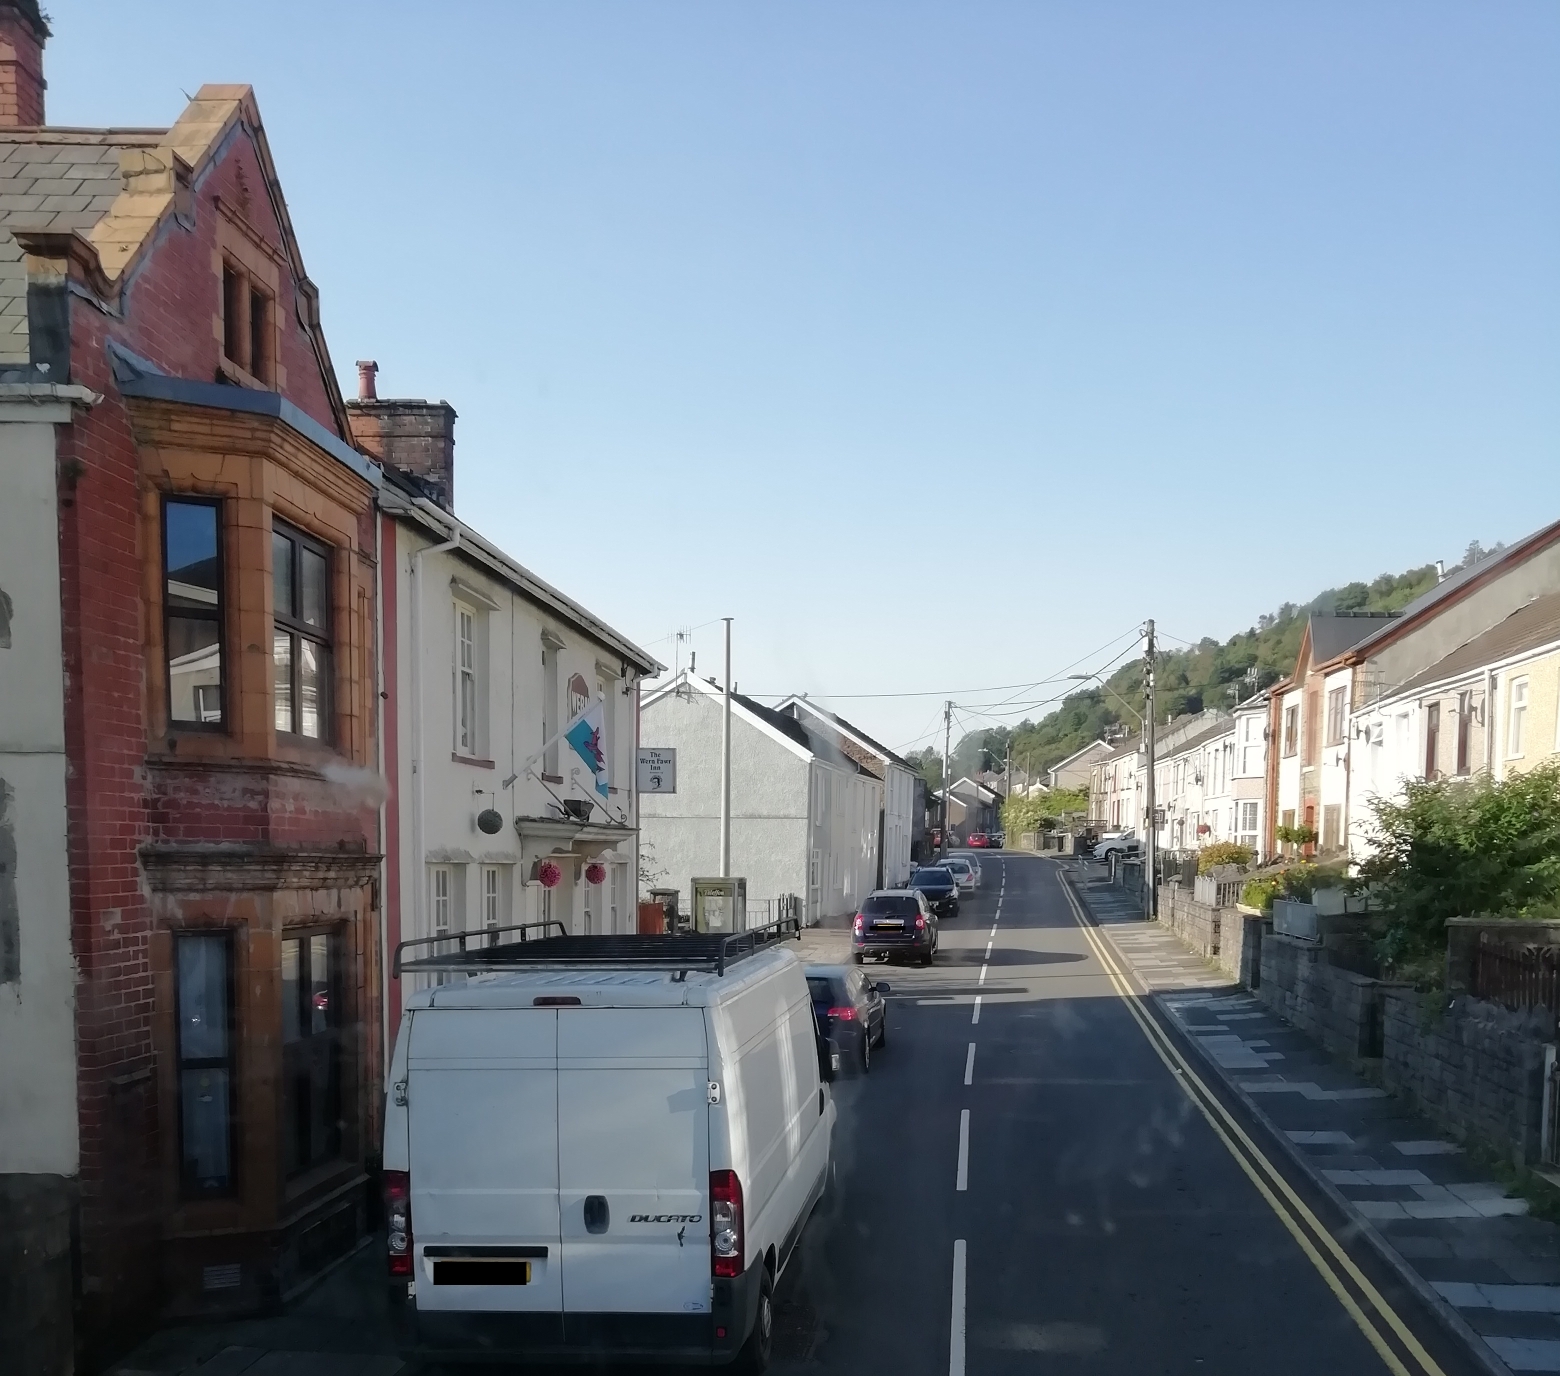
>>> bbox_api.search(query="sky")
[50,2,1560,756]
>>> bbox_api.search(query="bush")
[1275,823,1318,847]
[1242,875,1281,912]
[1198,842,1253,874]
[1360,762,1560,969]
[1001,787,1088,841]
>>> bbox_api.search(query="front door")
[557,1008,711,1316]
[407,1008,561,1312]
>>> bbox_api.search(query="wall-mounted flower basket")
[585,862,606,886]
[537,860,561,889]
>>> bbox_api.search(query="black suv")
[909,866,960,919]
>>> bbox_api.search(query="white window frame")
[1509,677,1529,758]
[431,865,451,947]
[482,864,502,930]
[455,603,479,757]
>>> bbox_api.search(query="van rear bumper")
[409,1259,764,1365]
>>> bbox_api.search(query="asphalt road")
[767,853,1488,1376]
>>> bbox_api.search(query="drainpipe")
[409,507,461,953]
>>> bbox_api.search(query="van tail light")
[710,1170,744,1278]
[386,1169,413,1277]
[827,1006,858,1021]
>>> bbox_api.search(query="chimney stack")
[346,368,458,512]
[0,3,47,129]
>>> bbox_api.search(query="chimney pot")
[356,359,379,401]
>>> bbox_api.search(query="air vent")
[202,1263,242,1292]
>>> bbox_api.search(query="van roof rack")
[393,915,803,979]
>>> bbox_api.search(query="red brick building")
[0,10,385,1366]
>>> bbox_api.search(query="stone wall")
[1382,991,1551,1166]
[1220,909,1263,987]
[1159,884,1219,961]
[1258,933,1403,1060]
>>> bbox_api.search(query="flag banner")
[564,699,610,800]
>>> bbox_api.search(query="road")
[765,853,1486,1376]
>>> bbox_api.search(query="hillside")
[912,541,1505,789]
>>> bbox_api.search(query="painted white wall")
[1230,702,1269,855]
[394,513,644,974]
[1317,667,1353,853]
[1275,685,1304,837]
[0,406,78,1178]
[640,681,882,923]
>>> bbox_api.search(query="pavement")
[109,855,1497,1375]
[1071,859,1560,1376]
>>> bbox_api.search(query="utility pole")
[720,618,732,879]
[1143,619,1157,920]
[941,701,952,858]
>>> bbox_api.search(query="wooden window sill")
[452,753,496,769]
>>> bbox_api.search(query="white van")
[383,922,834,1369]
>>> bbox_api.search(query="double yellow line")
[1058,872,1447,1376]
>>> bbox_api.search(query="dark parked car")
[851,890,938,965]
[909,865,960,919]
[806,964,889,1073]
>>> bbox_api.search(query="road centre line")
[1057,874,1445,1376]
[978,964,988,986]
[971,996,982,1025]
[956,1110,970,1191]
[949,1239,967,1376]
[965,1042,976,1085]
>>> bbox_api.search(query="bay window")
[272,520,332,740]
[164,498,225,728]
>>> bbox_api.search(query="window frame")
[175,931,237,1197]
[456,603,479,757]
[1456,691,1472,775]
[162,495,228,734]
[272,517,334,743]
[1424,701,1441,779]
[280,926,344,1178]
[219,255,276,386]
[1325,686,1347,747]
[1509,677,1529,758]
[1282,703,1300,757]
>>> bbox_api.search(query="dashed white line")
[971,995,981,1025]
[984,940,993,956]
[949,1239,967,1376]
[978,964,988,986]
[956,1109,970,1190]
[964,1042,976,1085]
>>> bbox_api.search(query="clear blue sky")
[53,2,1560,754]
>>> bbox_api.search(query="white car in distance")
[941,856,979,892]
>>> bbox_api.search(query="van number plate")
[432,1259,530,1286]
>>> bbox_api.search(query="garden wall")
[1257,933,1405,1060]
[1382,991,1551,1167]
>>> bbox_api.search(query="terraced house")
[0,14,383,1365]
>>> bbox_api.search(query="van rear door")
[407,1008,561,1313]
[556,1008,711,1316]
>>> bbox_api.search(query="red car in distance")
[967,833,990,848]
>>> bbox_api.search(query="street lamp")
[1067,673,1143,727]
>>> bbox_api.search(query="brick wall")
[1257,933,1403,1060]
[1382,991,1550,1167]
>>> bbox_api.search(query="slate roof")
[1154,714,1237,762]
[1345,520,1560,660]
[1309,612,1399,665]
[1389,593,1560,700]
[778,698,914,773]
[0,129,167,365]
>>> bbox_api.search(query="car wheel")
[852,953,864,965]
[737,1265,775,1372]
[877,1014,888,1047]
[860,1030,872,1074]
